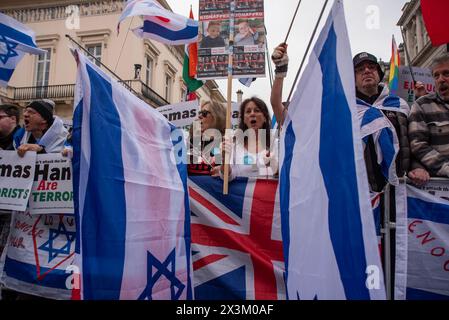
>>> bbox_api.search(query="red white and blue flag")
[189,176,285,300]
[118,0,198,45]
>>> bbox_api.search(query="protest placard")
[0,150,36,212]
[29,154,74,215]
[157,100,241,130]
[397,66,436,105]
[0,211,76,299]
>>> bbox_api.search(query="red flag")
[187,91,197,101]
[421,0,449,46]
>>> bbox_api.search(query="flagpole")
[286,0,329,106]
[399,27,417,85]
[65,34,140,97]
[284,0,303,44]
[223,1,236,195]
[114,17,134,72]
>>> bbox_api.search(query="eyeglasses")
[199,110,211,117]
[0,114,11,120]
[355,63,377,74]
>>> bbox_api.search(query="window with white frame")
[145,55,153,87]
[165,73,172,102]
[86,43,102,67]
[35,48,51,87]
[181,87,187,102]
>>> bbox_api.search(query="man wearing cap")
[14,99,68,156]
[408,54,449,180]
[353,52,416,191]
[0,104,23,150]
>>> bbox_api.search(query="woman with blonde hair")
[188,100,226,175]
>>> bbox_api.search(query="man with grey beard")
[409,54,449,180]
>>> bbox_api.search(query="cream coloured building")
[397,0,448,68]
[0,0,225,122]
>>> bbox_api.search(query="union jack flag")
[188,176,285,300]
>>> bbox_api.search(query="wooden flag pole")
[223,54,233,195]
[223,1,236,195]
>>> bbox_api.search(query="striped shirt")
[408,93,449,177]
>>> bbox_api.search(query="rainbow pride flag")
[388,35,400,95]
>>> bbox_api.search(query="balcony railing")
[9,81,169,107]
[13,84,75,101]
[140,81,169,107]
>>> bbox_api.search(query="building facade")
[0,0,225,122]
[397,0,448,68]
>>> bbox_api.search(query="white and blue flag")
[0,12,45,87]
[395,184,449,300]
[279,0,386,300]
[71,49,192,300]
[118,0,198,45]
[357,99,400,186]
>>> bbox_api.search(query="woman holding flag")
[217,97,278,181]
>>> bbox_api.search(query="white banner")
[0,211,76,300]
[0,150,36,212]
[157,100,241,129]
[395,183,449,300]
[397,66,436,105]
[29,154,74,215]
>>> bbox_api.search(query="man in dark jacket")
[0,104,22,150]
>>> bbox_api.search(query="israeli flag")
[0,12,45,87]
[72,50,192,300]
[357,99,400,186]
[279,0,386,300]
[118,0,198,45]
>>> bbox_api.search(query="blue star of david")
[39,221,76,263]
[138,248,185,300]
[0,36,19,64]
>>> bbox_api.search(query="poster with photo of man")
[197,0,266,80]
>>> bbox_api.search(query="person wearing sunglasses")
[0,104,22,151]
[188,100,226,176]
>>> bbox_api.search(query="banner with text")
[397,66,435,105]
[0,211,76,300]
[157,100,241,130]
[29,154,74,215]
[0,150,36,212]
[395,183,449,300]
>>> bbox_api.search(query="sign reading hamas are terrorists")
[0,150,36,212]
[197,0,266,80]
[29,154,74,215]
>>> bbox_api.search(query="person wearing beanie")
[14,99,68,157]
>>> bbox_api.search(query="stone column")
[416,12,424,52]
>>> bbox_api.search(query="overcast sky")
[165,0,409,103]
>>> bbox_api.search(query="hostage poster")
[197,0,266,80]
